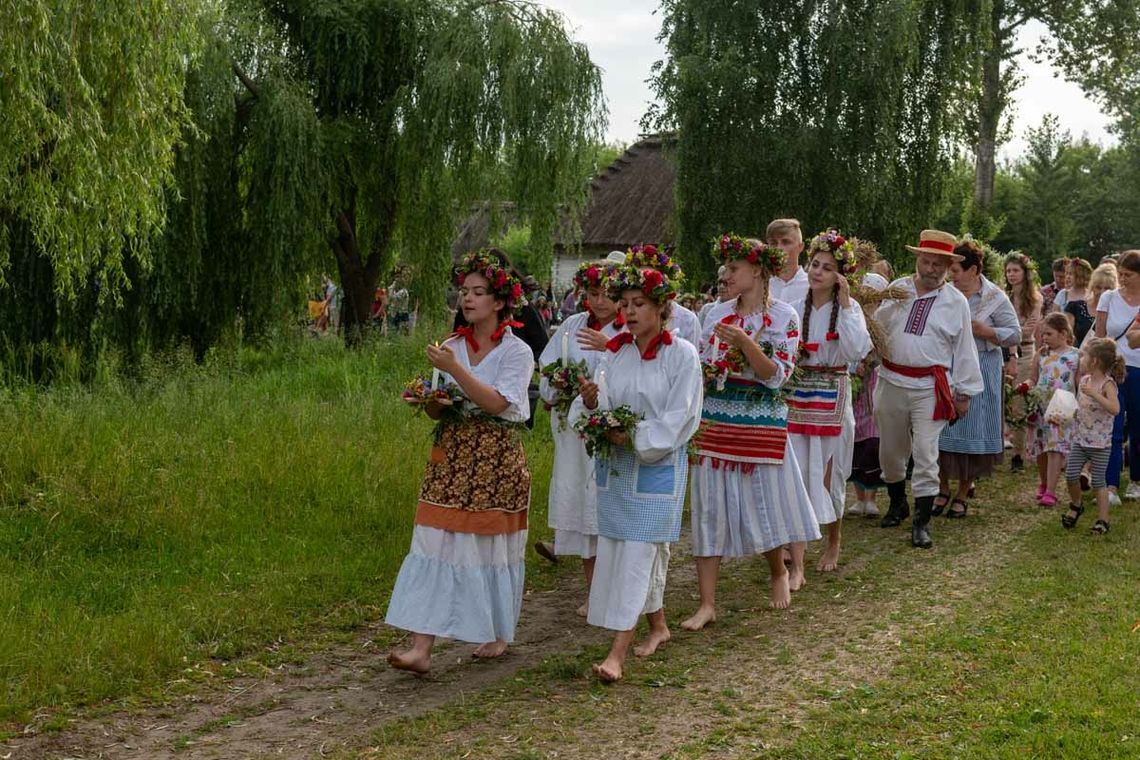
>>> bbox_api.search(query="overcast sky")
[540,1,1115,162]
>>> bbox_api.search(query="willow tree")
[221,0,606,342]
[1,1,203,308]
[647,0,988,281]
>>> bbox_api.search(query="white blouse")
[769,267,809,308]
[699,298,802,389]
[538,311,625,405]
[669,302,703,348]
[571,336,703,464]
[1097,289,1140,368]
[791,298,872,368]
[440,330,534,423]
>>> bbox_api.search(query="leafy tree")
[0,0,204,296]
[647,0,988,280]
[965,0,1140,224]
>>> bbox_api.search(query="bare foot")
[472,640,509,659]
[769,572,791,609]
[788,565,806,592]
[633,627,671,657]
[591,658,623,682]
[782,547,793,566]
[387,650,430,675]
[816,543,840,573]
[680,606,716,631]
[576,602,589,617]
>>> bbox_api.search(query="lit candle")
[597,368,610,409]
[561,329,569,365]
[431,367,441,392]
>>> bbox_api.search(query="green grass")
[0,333,555,724]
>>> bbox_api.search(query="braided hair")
[799,257,842,361]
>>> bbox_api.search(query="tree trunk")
[329,207,395,347]
[973,5,1004,213]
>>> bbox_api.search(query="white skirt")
[689,440,822,557]
[547,417,598,536]
[385,525,527,644]
[586,537,669,631]
[554,528,598,558]
[789,402,855,525]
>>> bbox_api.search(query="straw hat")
[904,229,963,260]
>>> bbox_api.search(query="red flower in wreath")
[511,282,523,300]
[642,268,665,292]
[1016,381,1031,395]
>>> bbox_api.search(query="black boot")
[911,495,934,549]
[880,481,910,528]
[1010,454,1024,473]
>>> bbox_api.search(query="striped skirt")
[939,349,1004,456]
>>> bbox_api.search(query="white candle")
[431,367,441,391]
[561,329,569,365]
[597,368,610,409]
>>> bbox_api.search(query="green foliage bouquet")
[540,358,590,427]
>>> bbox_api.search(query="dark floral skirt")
[417,417,531,534]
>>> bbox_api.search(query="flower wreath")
[626,243,684,285]
[807,228,862,276]
[607,265,678,304]
[714,232,785,275]
[454,249,526,314]
[573,260,619,291]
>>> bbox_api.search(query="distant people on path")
[1040,257,1068,314]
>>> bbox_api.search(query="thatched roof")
[450,135,676,259]
[578,135,675,249]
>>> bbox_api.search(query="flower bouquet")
[701,346,746,392]
[1003,380,1043,428]
[402,374,466,412]
[540,358,590,427]
[573,405,643,461]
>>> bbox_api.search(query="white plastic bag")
[1045,388,1078,425]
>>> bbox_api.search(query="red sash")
[881,358,957,421]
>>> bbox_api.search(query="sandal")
[931,492,951,517]
[946,498,968,519]
[1061,504,1084,529]
[1090,519,1110,535]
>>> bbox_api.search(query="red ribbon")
[606,329,673,360]
[802,342,820,353]
[587,307,625,331]
[882,358,958,421]
[491,320,523,344]
[826,331,839,341]
[451,325,480,353]
[452,320,521,353]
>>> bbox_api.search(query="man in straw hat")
[872,230,983,549]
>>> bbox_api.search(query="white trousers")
[874,380,948,498]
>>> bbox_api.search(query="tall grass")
[0,333,553,722]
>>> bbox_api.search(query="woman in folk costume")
[935,239,1021,517]
[683,234,821,630]
[625,243,703,347]
[571,264,703,682]
[785,230,873,580]
[386,250,534,674]
[535,260,626,614]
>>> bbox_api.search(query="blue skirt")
[939,349,1004,455]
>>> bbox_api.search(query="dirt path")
[5,481,1044,759]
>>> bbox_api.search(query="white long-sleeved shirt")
[537,311,625,407]
[791,298,872,369]
[874,277,984,397]
[668,302,702,348]
[769,267,809,309]
[570,335,703,464]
